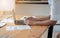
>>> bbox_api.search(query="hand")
[50,20,57,25]
[24,17,36,25]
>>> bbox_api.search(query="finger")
[26,17,34,20]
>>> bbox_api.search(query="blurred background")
[0,0,60,38]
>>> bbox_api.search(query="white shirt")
[48,0,53,6]
[48,0,60,22]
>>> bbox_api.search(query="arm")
[34,15,50,21]
[27,20,57,26]
[25,16,57,26]
[26,16,50,21]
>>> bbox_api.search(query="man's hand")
[25,17,36,25]
[25,17,57,26]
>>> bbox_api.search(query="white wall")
[15,4,50,16]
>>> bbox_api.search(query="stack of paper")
[6,25,31,31]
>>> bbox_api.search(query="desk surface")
[0,15,49,38]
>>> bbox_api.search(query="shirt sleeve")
[48,0,53,6]
[50,0,60,21]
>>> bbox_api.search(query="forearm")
[29,20,57,26]
[34,16,50,21]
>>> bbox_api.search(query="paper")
[1,18,14,23]
[0,22,6,27]
[7,18,14,23]
[6,25,31,31]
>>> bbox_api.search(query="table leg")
[47,26,53,38]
